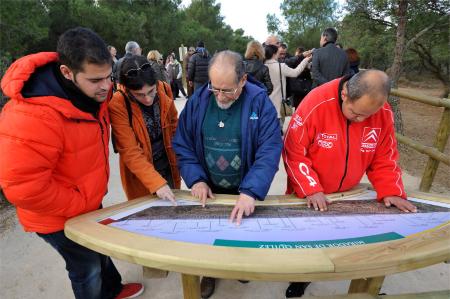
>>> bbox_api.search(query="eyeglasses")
[207,83,239,97]
[127,87,157,101]
[125,63,152,77]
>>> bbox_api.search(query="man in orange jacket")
[0,27,143,299]
[282,70,416,298]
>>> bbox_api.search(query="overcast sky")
[181,0,283,43]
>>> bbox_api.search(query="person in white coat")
[264,44,312,128]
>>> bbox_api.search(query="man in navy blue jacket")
[174,50,282,224]
[173,50,282,298]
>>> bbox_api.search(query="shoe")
[238,280,249,283]
[285,282,310,298]
[200,277,216,299]
[115,283,144,299]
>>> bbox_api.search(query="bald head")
[265,35,280,46]
[208,50,245,84]
[347,70,391,105]
[341,70,391,122]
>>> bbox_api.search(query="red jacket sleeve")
[0,105,88,217]
[366,106,406,200]
[283,109,324,197]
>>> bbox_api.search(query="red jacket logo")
[291,115,304,130]
[318,133,337,141]
[316,132,337,149]
[361,127,381,150]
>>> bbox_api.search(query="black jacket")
[285,55,312,96]
[244,58,273,95]
[311,42,349,87]
[187,48,210,84]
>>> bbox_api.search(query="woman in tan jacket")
[109,55,180,202]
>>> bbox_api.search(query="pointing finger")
[244,206,251,216]
[201,192,207,207]
[236,209,244,226]
[229,206,238,223]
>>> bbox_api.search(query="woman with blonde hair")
[109,55,180,202]
[147,50,168,83]
[244,40,273,95]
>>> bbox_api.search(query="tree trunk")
[387,0,408,134]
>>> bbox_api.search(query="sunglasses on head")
[125,63,152,77]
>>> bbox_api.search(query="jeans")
[37,230,122,299]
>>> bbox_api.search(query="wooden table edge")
[65,186,450,281]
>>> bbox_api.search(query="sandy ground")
[1,96,449,299]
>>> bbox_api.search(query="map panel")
[103,191,450,248]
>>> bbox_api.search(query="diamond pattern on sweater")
[218,179,232,188]
[230,155,241,170]
[216,155,229,171]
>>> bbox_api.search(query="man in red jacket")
[0,28,143,299]
[283,70,417,212]
[282,69,416,298]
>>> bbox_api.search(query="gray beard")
[216,99,234,110]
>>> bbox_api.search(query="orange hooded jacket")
[0,52,111,233]
[108,81,180,200]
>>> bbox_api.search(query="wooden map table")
[65,186,450,299]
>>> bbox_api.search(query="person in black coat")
[311,28,350,88]
[286,46,314,109]
[187,41,211,91]
[244,40,273,95]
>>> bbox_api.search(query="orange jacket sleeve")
[109,94,167,193]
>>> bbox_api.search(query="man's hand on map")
[192,182,215,207]
[306,192,330,211]
[383,196,417,213]
[229,193,256,226]
[156,184,177,205]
